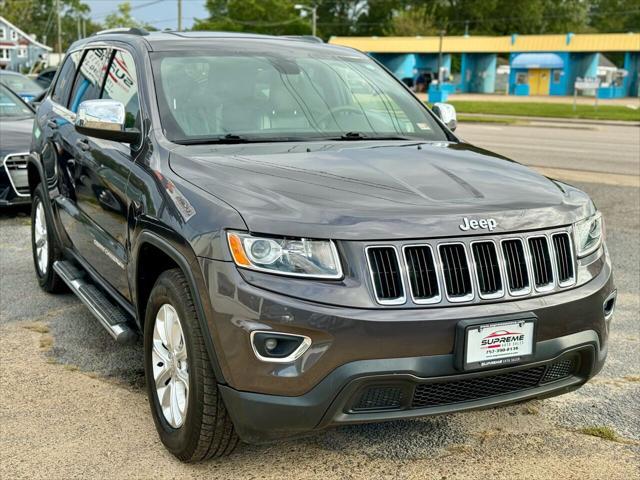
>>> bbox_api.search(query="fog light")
[250,331,312,363]
[264,338,278,351]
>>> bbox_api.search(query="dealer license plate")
[465,319,535,369]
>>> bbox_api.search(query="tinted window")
[102,50,140,129]
[0,84,33,118]
[69,48,110,112]
[151,48,447,143]
[51,51,82,105]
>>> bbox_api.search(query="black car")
[35,67,58,89]
[1,84,33,206]
[27,30,615,462]
[0,70,44,104]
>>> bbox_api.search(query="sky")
[85,0,209,30]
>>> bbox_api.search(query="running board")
[53,260,137,344]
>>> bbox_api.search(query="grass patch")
[446,100,640,122]
[23,323,50,334]
[39,335,54,350]
[580,426,619,441]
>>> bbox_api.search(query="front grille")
[502,239,530,294]
[352,386,406,412]
[528,237,554,289]
[472,241,503,297]
[366,247,404,304]
[552,233,575,285]
[3,153,30,196]
[404,245,440,302]
[363,227,576,306]
[439,244,473,300]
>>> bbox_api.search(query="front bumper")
[199,251,614,443]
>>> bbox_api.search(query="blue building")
[330,33,640,98]
[0,16,52,72]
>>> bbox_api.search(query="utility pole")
[437,29,445,83]
[294,4,317,37]
[77,14,81,40]
[56,0,62,54]
[464,20,469,36]
[177,0,182,31]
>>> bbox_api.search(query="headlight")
[574,212,604,258]
[227,231,342,279]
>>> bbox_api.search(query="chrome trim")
[499,237,532,297]
[527,235,555,293]
[469,240,505,300]
[551,231,577,287]
[2,152,30,197]
[401,244,442,304]
[437,242,475,303]
[365,245,407,306]
[249,330,312,364]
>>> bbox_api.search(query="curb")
[456,113,640,127]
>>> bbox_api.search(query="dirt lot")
[1,123,639,479]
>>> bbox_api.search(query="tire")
[144,268,239,462]
[31,183,67,293]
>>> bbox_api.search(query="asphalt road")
[458,122,640,177]
[1,122,639,479]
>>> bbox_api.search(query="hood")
[169,141,593,240]
[0,117,33,156]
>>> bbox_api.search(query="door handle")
[76,138,90,152]
[47,119,58,129]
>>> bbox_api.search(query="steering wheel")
[316,105,364,128]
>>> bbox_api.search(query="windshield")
[0,85,34,118]
[0,73,43,94]
[151,47,448,144]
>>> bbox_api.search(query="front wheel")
[31,183,66,293]
[144,269,239,462]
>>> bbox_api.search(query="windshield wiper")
[176,134,251,145]
[333,132,414,141]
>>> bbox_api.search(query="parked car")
[0,84,33,206]
[0,71,44,104]
[34,67,58,89]
[27,30,615,462]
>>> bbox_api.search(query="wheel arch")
[132,229,227,384]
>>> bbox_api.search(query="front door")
[529,69,550,96]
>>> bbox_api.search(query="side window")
[68,48,110,112]
[51,51,82,105]
[102,50,140,129]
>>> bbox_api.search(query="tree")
[385,3,438,36]
[193,0,310,36]
[104,2,155,30]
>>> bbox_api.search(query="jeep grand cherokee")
[27,29,615,462]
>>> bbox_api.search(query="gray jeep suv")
[27,29,615,462]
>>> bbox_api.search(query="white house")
[0,16,52,72]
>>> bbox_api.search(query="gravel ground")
[1,173,639,477]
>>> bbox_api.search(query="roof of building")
[0,16,53,51]
[328,33,640,54]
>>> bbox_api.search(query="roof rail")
[281,35,324,44]
[94,27,150,37]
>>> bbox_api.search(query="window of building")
[69,48,110,112]
[10,30,18,41]
[17,47,27,58]
[553,70,562,83]
[0,49,10,61]
[51,50,82,106]
[102,49,140,129]
[0,28,6,40]
[516,72,528,85]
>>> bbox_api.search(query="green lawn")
[445,100,640,122]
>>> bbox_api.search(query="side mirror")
[75,99,139,143]
[432,102,457,131]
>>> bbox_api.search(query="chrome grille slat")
[472,241,503,299]
[403,245,440,303]
[552,233,576,286]
[528,236,554,290]
[439,243,473,302]
[501,239,530,295]
[366,246,405,305]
